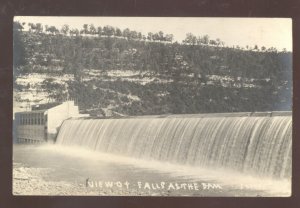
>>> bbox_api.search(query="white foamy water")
[56,116,292,179]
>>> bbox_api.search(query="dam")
[55,112,292,180]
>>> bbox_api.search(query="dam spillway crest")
[56,115,292,179]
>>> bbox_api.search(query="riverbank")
[13,162,146,196]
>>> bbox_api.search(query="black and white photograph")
[12,17,292,197]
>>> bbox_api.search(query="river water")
[13,144,291,196]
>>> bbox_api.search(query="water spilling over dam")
[56,113,292,179]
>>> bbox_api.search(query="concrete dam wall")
[55,112,292,179]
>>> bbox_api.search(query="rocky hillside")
[13,22,292,116]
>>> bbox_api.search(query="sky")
[14,16,292,51]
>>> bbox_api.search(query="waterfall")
[56,115,292,179]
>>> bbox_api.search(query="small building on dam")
[14,101,88,143]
